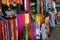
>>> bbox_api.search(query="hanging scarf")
[5,20,10,40]
[19,14,24,38]
[16,14,24,39]
[16,14,20,37]
[46,0,48,12]
[36,0,40,14]
[24,24,28,40]
[13,17,18,40]
[0,20,4,40]
[41,24,46,40]
[24,0,29,12]
[8,19,11,40]
[10,16,14,40]
[32,22,36,40]
[24,13,33,40]
[50,13,55,27]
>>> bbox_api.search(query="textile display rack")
[0,0,57,40]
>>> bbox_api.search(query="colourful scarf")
[24,0,29,12]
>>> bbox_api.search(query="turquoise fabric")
[50,14,55,27]
[41,24,45,40]
[5,8,16,15]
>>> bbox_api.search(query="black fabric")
[16,4,24,14]
[2,4,9,16]
[10,5,17,10]
[44,12,50,18]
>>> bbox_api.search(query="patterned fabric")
[5,20,10,40]
[10,18,14,40]
[28,22,33,40]
[0,20,5,40]
[13,18,18,40]
[24,25,28,40]
[24,13,33,40]
[16,14,33,40]
[8,20,11,40]
[7,16,18,40]
[0,20,3,40]
[36,14,43,28]
[32,22,36,40]
[4,22,8,40]
[5,9,17,15]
